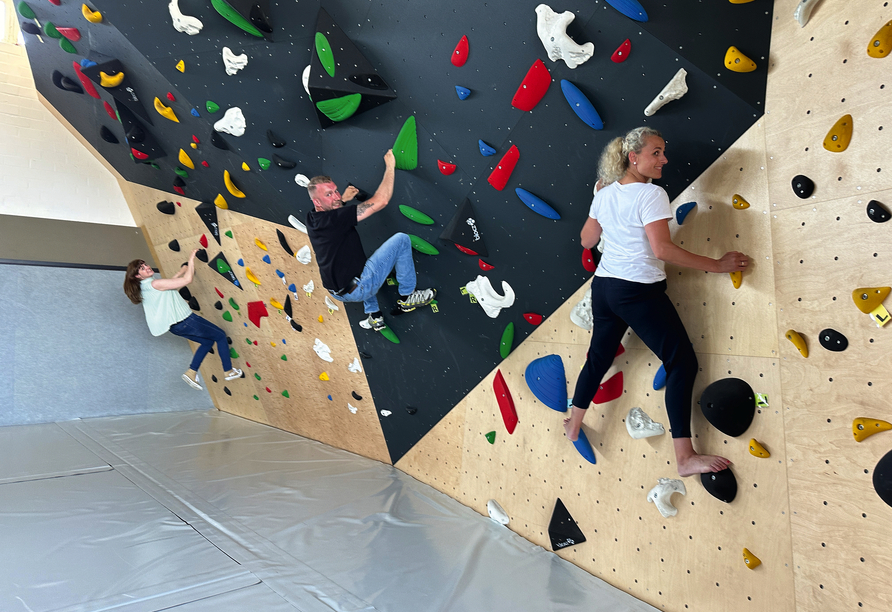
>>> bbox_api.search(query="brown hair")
[124,259,146,304]
[307,175,333,198]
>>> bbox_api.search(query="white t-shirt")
[590,181,672,284]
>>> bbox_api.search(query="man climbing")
[305,148,436,334]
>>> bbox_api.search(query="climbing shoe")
[363,313,386,331]
[397,288,437,312]
[182,371,203,390]
[224,368,243,380]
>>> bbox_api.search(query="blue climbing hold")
[276,269,285,279]
[560,80,604,130]
[479,140,496,156]
[244,322,248,327]
[262,254,271,264]
[524,355,568,412]
[455,85,471,100]
[237,258,244,266]
[288,283,297,292]
[516,188,561,220]
[80,58,97,68]
[191,107,200,117]
[234,280,241,287]
[282,339,286,344]
[327,395,332,401]
[653,364,667,390]
[676,202,696,225]
[573,429,597,464]
[604,0,648,22]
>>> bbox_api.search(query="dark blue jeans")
[571,276,697,438]
[169,314,231,372]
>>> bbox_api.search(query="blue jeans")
[331,233,416,314]
[169,314,232,372]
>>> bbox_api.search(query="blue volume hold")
[573,429,597,464]
[455,85,471,100]
[560,80,603,130]
[604,0,648,22]
[653,364,667,390]
[478,139,496,156]
[191,108,200,117]
[524,355,568,412]
[515,188,561,220]
[676,202,696,225]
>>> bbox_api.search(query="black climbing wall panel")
[21,0,773,463]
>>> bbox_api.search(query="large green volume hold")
[392,116,418,170]
[380,326,400,344]
[17,2,35,19]
[499,322,514,359]
[408,234,439,255]
[210,0,263,37]
[399,205,434,225]
[316,93,361,122]
[315,32,336,77]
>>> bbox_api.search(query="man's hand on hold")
[384,149,396,169]
[342,185,359,202]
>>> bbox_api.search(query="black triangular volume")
[208,251,244,290]
[81,59,153,125]
[211,129,229,150]
[273,154,296,169]
[156,200,176,215]
[548,498,586,551]
[187,296,201,311]
[195,202,222,245]
[267,129,286,147]
[222,0,273,37]
[276,229,294,257]
[701,469,738,504]
[116,101,165,161]
[52,70,83,94]
[100,125,119,144]
[168,239,180,252]
[439,198,488,257]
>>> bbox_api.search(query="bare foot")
[563,417,579,442]
[677,453,731,477]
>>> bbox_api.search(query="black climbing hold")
[156,200,175,215]
[187,296,200,311]
[352,391,362,401]
[273,154,296,169]
[440,198,488,257]
[699,378,755,437]
[818,328,848,352]
[195,202,222,245]
[209,346,215,354]
[212,375,218,383]
[873,449,892,508]
[178,287,192,300]
[224,386,232,396]
[214,301,223,310]
[284,294,294,317]
[195,249,208,263]
[21,22,40,35]
[359,351,372,359]
[267,129,286,148]
[52,70,83,94]
[173,176,186,189]
[211,129,229,150]
[226,336,232,344]
[406,406,418,415]
[276,229,294,257]
[168,239,180,252]
[867,200,891,223]
[791,175,814,199]
[349,73,389,90]
[347,183,371,202]
[700,469,738,503]
[290,319,302,332]
[100,125,118,144]
[548,498,586,551]
[249,2,273,34]
[124,120,145,143]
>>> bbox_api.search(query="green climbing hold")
[59,39,77,54]
[280,354,287,361]
[245,337,252,344]
[258,157,271,170]
[216,258,231,274]
[499,322,515,359]
[316,93,362,122]
[315,32,336,77]
[44,22,62,39]
[222,311,233,322]
[485,431,496,444]
[175,167,189,179]
[392,116,418,170]
[229,347,239,358]
[282,390,290,398]
[380,326,401,344]
[399,205,434,225]
[254,373,261,380]
[253,395,259,400]
[17,2,35,19]
[149,163,160,170]
[225,230,233,238]
[229,297,239,310]
[210,0,264,37]
[408,234,439,255]
[206,100,220,113]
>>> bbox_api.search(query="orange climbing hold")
[511,59,551,111]
[451,35,469,67]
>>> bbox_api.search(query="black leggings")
[571,276,697,438]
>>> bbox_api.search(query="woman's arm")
[645,219,749,273]
[580,217,602,249]
[152,250,196,290]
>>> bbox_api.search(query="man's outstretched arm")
[356,149,396,222]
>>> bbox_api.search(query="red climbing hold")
[176,201,182,206]
[253,341,258,345]
[247,300,269,328]
[201,161,209,167]
[455,243,479,256]
[487,144,519,191]
[524,312,543,325]
[493,369,518,434]
[511,59,551,111]
[266,387,271,393]
[166,92,176,102]
[593,371,623,404]
[48,0,61,4]
[615,343,625,358]
[199,234,208,248]
[215,287,224,298]
[478,259,494,271]
[246,362,251,367]
[73,62,99,99]
[192,135,200,144]
[57,27,81,42]
[611,38,631,63]
[438,160,457,175]
[103,101,117,120]
[451,35,469,67]
[131,147,148,160]
[174,185,185,195]
[582,248,596,272]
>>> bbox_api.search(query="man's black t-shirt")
[305,205,368,292]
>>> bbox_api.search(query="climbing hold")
[195,249,208,263]
[408,234,439,255]
[315,31,336,77]
[493,369,518,434]
[228,298,239,311]
[548,498,586,550]
[647,478,685,517]
[59,38,77,54]
[511,59,551,111]
[785,330,808,358]
[748,438,770,458]
[267,129,286,147]
[131,148,149,160]
[440,199,488,256]
[222,47,248,76]
[100,70,125,88]
[154,97,179,122]
[270,299,284,311]
[16,2,35,19]
[699,378,755,437]
[223,312,233,322]
[214,194,228,209]
[215,302,223,311]
[294,175,310,188]
[273,154,296,170]
[652,364,667,390]
[852,286,890,314]
[451,34,469,67]
[488,145,520,191]
[258,158,271,171]
[81,4,102,23]
[247,300,268,328]
[52,71,83,95]
[175,168,189,179]
[676,201,696,224]
[261,254,271,264]
[611,38,632,63]
[700,469,737,503]
[731,194,750,210]
[156,201,176,215]
[455,244,478,255]
[57,27,81,42]
[245,268,261,286]
[199,234,209,249]
[593,371,623,404]
[455,86,471,100]
[499,322,514,359]
[822,114,853,152]
[791,175,814,198]
[742,548,762,569]
[206,100,220,114]
[178,149,194,170]
[318,372,329,381]
[72,62,100,99]
[730,271,742,289]
[224,231,232,239]
[20,22,40,35]
[604,0,648,22]
[168,239,180,252]
[867,200,891,223]
[351,391,363,401]
[535,5,594,69]
[524,355,567,412]
[392,116,418,170]
[572,430,597,464]
[276,230,294,257]
[210,0,264,37]
[378,326,400,344]
[478,140,496,156]
[582,248,597,272]
[627,407,665,439]
[479,259,494,271]
[485,431,496,444]
[325,295,340,312]
[177,60,186,73]
[793,0,821,27]
[399,205,434,225]
[644,68,688,116]
[868,19,892,57]
[224,170,246,198]
[853,417,892,442]
[295,245,311,264]
[515,188,561,219]
[237,259,244,266]
[524,313,543,325]
[241,162,250,171]
[254,237,268,251]
[466,275,515,318]
[169,0,203,35]
[214,107,246,137]
[724,46,757,72]
[570,286,593,330]
[316,93,362,122]
[818,328,848,352]
[874,449,892,507]
[438,160,457,175]
[560,80,603,130]
[210,252,242,290]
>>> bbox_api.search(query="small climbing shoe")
[182,371,203,390]
[224,368,243,380]
[363,313,386,331]
[397,288,437,312]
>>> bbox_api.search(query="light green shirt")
[140,277,192,336]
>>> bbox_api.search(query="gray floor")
[0,410,657,612]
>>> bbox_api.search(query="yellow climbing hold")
[748,438,770,458]
[319,372,329,381]
[82,4,102,23]
[214,193,228,209]
[822,114,853,153]
[728,0,754,3]
[99,70,124,88]
[176,60,185,72]
[724,46,756,72]
[190,142,198,149]
[852,286,891,314]
[270,341,276,346]
[867,20,892,58]
[224,170,246,198]
[269,298,284,310]
[785,329,808,358]
[852,417,892,442]
[154,97,180,123]
[318,315,324,323]
[254,238,268,251]
[245,267,261,286]
[731,194,750,210]
[730,271,742,289]
[742,548,762,569]
[241,162,251,171]
[178,149,194,169]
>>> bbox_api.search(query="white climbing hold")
[296,245,312,265]
[794,0,822,27]
[325,295,340,311]
[570,286,593,330]
[169,0,203,35]
[294,173,310,188]
[348,357,362,373]
[647,478,687,518]
[380,410,392,417]
[487,499,510,525]
[644,68,688,117]
[348,403,358,414]
[214,107,246,137]
[465,275,515,318]
[303,280,314,296]
[534,4,594,69]
[302,65,311,97]
[288,214,308,234]
[313,338,333,362]
[222,47,248,76]
[626,407,665,439]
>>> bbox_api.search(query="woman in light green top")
[124,249,242,389]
